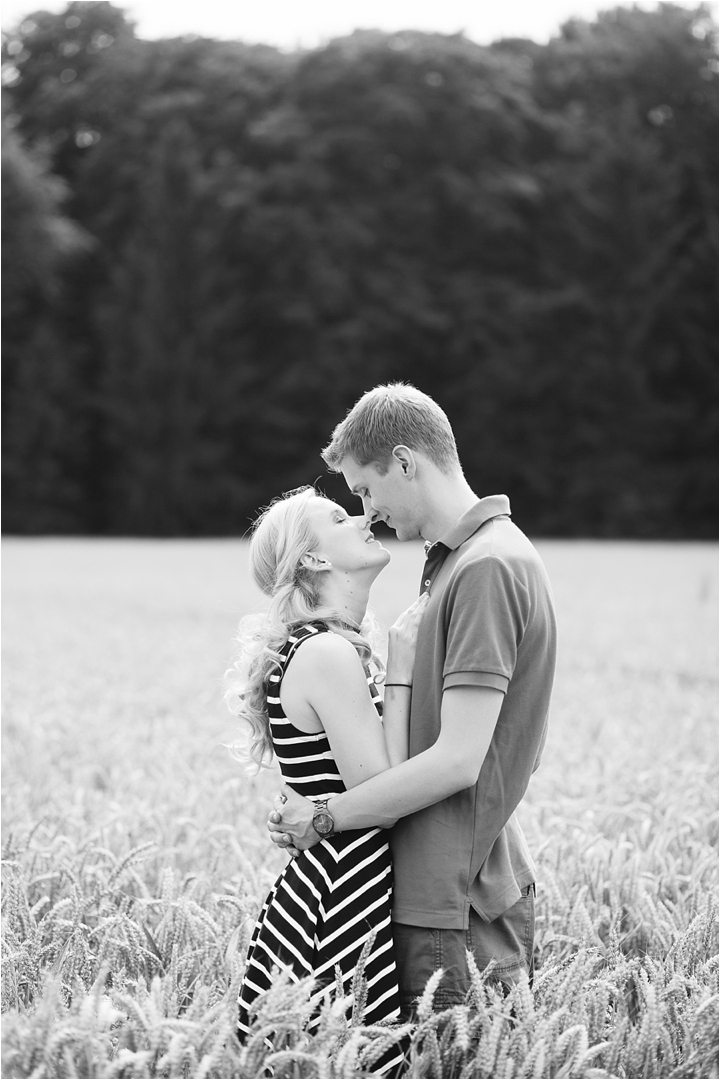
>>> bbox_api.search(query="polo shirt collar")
[431,495,511,552]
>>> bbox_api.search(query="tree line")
[2,1,717,537]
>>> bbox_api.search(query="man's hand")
[267,784,321,854]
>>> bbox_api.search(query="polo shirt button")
[424,580,431,587]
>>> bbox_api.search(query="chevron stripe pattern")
[238,623,402,1061]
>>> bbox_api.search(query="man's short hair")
[321,383,460,474]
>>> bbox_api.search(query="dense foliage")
[2,2,717,536]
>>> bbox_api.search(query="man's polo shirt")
[390,495,556,929]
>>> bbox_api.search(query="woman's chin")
[367,548,392,576]
[375,545,392,567]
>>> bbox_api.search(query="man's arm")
[269,684,503,849]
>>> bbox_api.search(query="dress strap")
[280,622,329,674]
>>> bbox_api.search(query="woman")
[225,486,426,1049]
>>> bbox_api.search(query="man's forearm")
[328,686,502,831]
[269,686,502,849]
[328,744,468,830]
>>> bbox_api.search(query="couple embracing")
[225,383,556,1058]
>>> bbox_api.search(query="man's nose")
[352,513,375,531]
[361,497,379,522]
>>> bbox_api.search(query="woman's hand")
[385,593,429,686]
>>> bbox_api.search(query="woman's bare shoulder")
[288,629,362,673]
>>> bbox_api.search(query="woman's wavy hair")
[224,486,384,771]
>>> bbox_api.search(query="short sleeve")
[442,556,529,693]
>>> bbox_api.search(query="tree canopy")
[2,2,717,536]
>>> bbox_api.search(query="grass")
[2,537,718,1078]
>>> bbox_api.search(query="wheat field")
[2,538,718,1079]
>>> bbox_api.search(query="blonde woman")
[225,486,426,1049]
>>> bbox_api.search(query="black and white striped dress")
[238,622,401,1045]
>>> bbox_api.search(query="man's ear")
[391,445,417,479]
[300,552,332,572]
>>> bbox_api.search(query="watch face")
[313,811,334,836]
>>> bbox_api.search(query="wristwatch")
[312,799,335,838]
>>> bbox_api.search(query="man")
[268,383,556,1014]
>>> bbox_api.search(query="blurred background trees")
[2,1,717,536]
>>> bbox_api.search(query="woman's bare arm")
[282,633,395,789]
[279,597,428,790]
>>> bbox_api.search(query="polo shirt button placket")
[420,542,447,596]
[422,542,433,593]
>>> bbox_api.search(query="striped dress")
[238,622,402,1047]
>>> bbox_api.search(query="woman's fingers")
[270,829,292,846]
[393,593,429,633]
[268,787,301,857]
